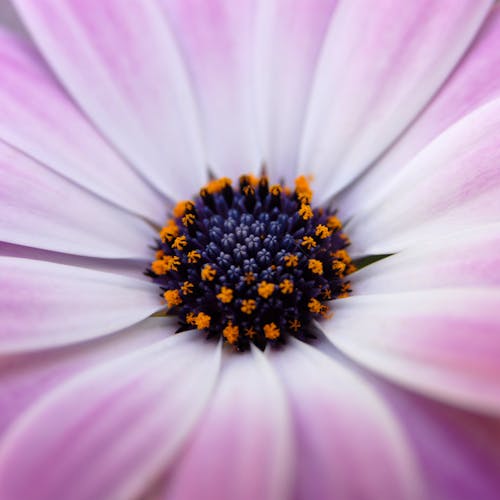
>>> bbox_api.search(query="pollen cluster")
[147,175,355,350]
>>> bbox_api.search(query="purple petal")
[0,29,165,221]
[270,340,421,500]
[325,289,500,414]
[0,333,221,500]
[300,0,492,203]
[0,141,154,259]
[13,0,207,200]
[165,348,294,500]
[0,257,162,352]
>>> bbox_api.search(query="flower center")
[147,175,355,350]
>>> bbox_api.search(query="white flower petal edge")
[300,0,492,203]
[165,347,294,500]
[0,29,165,221]
[338,5,500,218]
[270,339,422,500]
[13,0,208,201]
[254,0,337,184]
[0,141,156,259]
[351,224,500,293]
[348,97,500,256]
[0,257,162,353]
[0,316,176,438]
[0,332,221,500]
[323,289,500,415]
[161,0,262,179]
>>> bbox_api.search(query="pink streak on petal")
[161,0,261,178]
[0,29,165,221]
[300,0,492,203]
[352,224,500,293]
[0,141,154,259]
[13,0,207,201]
[165,348,294,500]
[0,316,174,438]
[348,98,500,255]
[0,333,221,500]
[0,257,162,352]
[270,340,421,500]
[339,5,500,218]
[326,289,500,414]
[378,382,500,499]
[255,0,338,184]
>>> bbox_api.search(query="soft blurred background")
[0,0,27,35]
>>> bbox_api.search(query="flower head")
[1,1,500,499]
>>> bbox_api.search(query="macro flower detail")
[148,174,353,350]
[0,1,500,499]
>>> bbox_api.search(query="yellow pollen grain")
[186,312,196,325]
[241,299,257,314]
[164,255,181,271]
[151,259,167,275]
[301,236,317,249]
[263,322,280,340]
[173,201,193,218]
[172,236,188,250]
[164,289,182,308]
[332,260,346,275]
[308,259,323,275]
[181,281,194,295]
[217,286,234,303]
[284,254,299,267]
[333,249,352,264]
[326,216,342,231]
[321,287,333,300]
[201,264,216,281]
[299,204,313,220]
[223,321,239,344]
[279,279,294,294]
[155,249,165,259]
[160,220,179,242]
[243,185,255,196]
[315,224,332,239]
[182,213,196,226]
[244,272,255,284]
[258,281,275,299]
[270,184,282,196]
[338,282,351,299]
[245,327,257,338]
[194,312,211,329]
[187,250,201,263]
[289,319,301,332]
[308,298,323,313]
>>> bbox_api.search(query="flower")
[1,1,500,499]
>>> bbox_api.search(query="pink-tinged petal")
[255,0,338,184]
[325,289,500,414]
[161,0,261,178]
[348,98,500,255]
[0,142,154,259]
[379,383,500,500]
[0,257,162,352]
[339,5,500,217]
[270,339,421,500]
[0,241,150,280]
[13,0,207,200]
[0,316,175,438]
[0,333,221,500]
[0,29,165,221]
[353,224,500,293]
[165,348,294,500]
[299,0,492,203]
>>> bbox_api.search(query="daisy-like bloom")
[1,1,500,498]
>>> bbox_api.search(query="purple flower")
[1,1,500,499]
